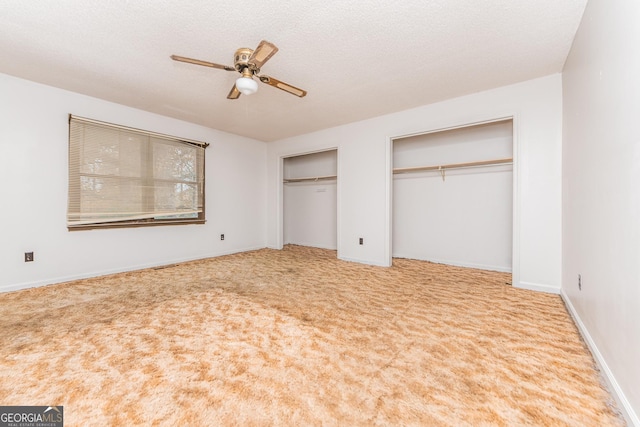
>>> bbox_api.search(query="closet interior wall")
[283,150,338,250]
[393,120,514,272]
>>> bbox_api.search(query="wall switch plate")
[359,237,363,245]
[220,234,225,241]
[578,274,582,290]
[25,252,34,262]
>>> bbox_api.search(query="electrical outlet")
[578,274,582,290]
[220,234,225,241]
[359,237,363,245]
[25,252,34,262]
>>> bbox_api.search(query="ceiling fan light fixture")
[235,76,258,96]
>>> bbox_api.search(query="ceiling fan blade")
[258,75,307,98]
[227,84,241,99]
[248,40,279,69]
[170,55,235,71]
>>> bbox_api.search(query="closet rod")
[283,174,337,183]
[393,158,512,174]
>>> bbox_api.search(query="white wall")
[284,150,337,179]
[562,0,640,423]
[0,73,267,292]
[284,182,337,249]
[393,121,513,271]
[283,150,337,249]
[267,74,562,292]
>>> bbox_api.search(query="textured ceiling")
[0,1,587,142]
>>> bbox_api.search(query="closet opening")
[391,118,514,278]
[282,149,338,253]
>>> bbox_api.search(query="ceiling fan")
[171,40,307,99]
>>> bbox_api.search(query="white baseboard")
[0,245,266,294]
[561,289,639,426]
[392,253,512,273]
[338,255,391,267]
[515,280,561,294]
[269,245,390,267]
[283,242,338,251]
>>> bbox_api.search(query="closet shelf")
[283,174,337,183]
[393,158,512,174]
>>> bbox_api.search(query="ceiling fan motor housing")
[234,47,255,72]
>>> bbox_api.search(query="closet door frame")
[385,114,519,284]
[277,147,340,253]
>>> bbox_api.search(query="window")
[67,115,207,230]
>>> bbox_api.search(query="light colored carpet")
[0,245,623,426]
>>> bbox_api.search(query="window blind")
[68,115,207,229]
